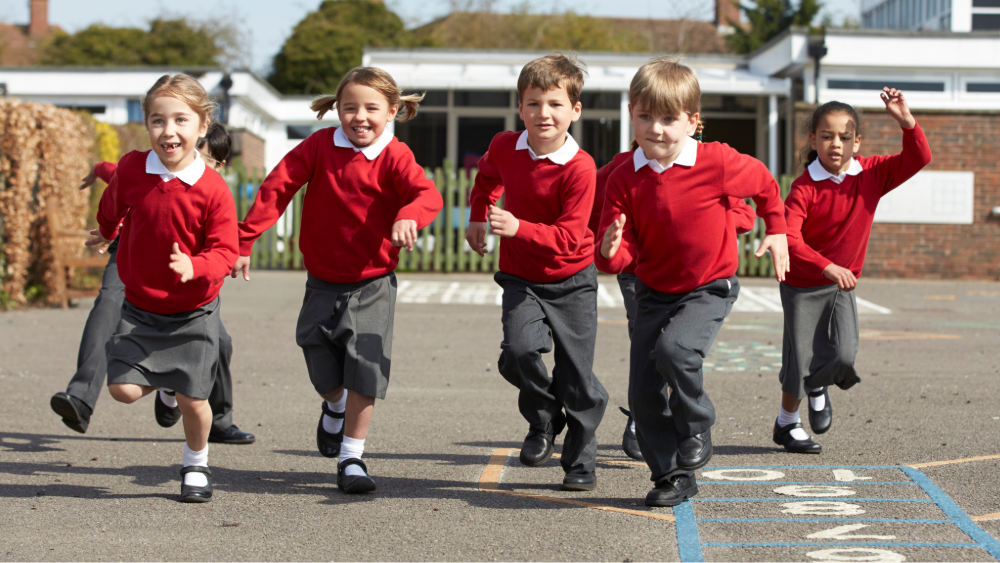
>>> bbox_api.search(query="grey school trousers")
[617,272,638,338]
[495,264,608,475]
[64,242,236,431]
[630,276,739,482]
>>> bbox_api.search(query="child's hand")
[823,263,858,291]
[757,233,789,282]
[391,219,418,251]
[79,166,98,191]
[466,222,488,256]
[169,243,194,283]
[488,205,519,238]
[881,88,916,129]
[231,256,251,281]
[601,214,626,259]
[85,229,114,254]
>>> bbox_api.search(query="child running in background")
[89,74,239,503]
[467,54,607,492]
[231,67,442,493]
[597,57,789,507]
[773,89,931,453]
[51,123,255,446]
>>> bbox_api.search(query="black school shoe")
[317,402,345,458]
[180,466,213,503]
[619,407,644,461]
[337,458,376,494]
[50,392,92,434]
[772,419,822,454]
[562,472,597,491]
[209,425,256,444]
[676,430,713,471]
[519,412,566,467]
[154,391,181,428]
[646,474,698,507]
[808,388,833,435]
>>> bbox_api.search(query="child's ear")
[809,132,817,151]
[387,104,399,122]
[627,103,634,124]
[687,112,700,136]
[571,101,582,122]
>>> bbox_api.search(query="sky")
[0,0,861,73]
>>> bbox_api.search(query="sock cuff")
[183,444,209,467]
[340,436,365,460]
[327,391,348,413]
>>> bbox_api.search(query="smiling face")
[810,112,862,175]
[630,103,699,165]
[518,85,582,153]
[337,82,398,147]
[146,95,208,173]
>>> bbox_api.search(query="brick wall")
[231,128,266,173]
[794,104,1000,279]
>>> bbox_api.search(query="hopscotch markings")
[806,524,896,540]
[596,283,618,307]
[738,287,785,312]
[835,470,874,482]
[806,548,905,562]
[856,296,892,314]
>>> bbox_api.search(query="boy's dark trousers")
[63,242,236,431]
[495,264,608,475]
[629,276,739,481]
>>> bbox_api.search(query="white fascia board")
[823,34,1000,70]
[748,32,810,77]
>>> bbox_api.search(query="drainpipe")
[219,74,233,124]
[807,36,828,105]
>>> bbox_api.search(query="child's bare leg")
[345,392,375,440]
[176,394,212,487]
[108,383,157,404]
[781,392,801,414]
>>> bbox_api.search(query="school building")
[0,27,997,279]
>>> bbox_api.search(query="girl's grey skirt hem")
[106,296,221,400]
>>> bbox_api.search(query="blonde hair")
[311,67,422,122]
[517,53,588,106]
[142,74,216,127]
[628,57,704,150]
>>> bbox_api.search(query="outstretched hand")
[168,243,194,283]
[391,219,418,251]
[79,166,98,191]
[601,214,626,260]
[84,229,113,254]
[231,256,250,281]
[757,233,789,282]
[881,87,916,129]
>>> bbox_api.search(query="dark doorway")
[394,112,447,170]
[582,118,621,168]
[458,117,506,172]
[701,118,756,157]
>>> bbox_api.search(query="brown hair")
[517,53,588,106]
[142,74,216,127]
[311,67,423,122]
[800,101,863,165]
[627,57,703,151]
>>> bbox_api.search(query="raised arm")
[594,172,636,274]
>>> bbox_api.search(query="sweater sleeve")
[238,133,317,255]
[189,186,240,283]
[594,170,636,274]
[391,145,443,230]
[512,160,596,256]
[719,146,787,235]
[784,184,833,276]
[96,159,130,241]
[864,123,933,197]
[468,139,505,223]
[731,197,757,235]
[94,161,118,184]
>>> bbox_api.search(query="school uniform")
[596,140,786,483]
[781,124,932,397]
[238,127,442,399]
[470,130,607,477]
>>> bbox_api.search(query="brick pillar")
[29,0,49,37]
[716,0,742,31]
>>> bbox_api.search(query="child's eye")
[640,114,650,120]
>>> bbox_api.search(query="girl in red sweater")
[90,74,239,503]
[774,89,931,454]
[232,67,443,493]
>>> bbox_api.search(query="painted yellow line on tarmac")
[478,448,515,491]
[860,329,960,340]
[908,454,1000,468]
[972,513,1000,521]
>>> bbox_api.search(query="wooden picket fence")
[229,158,792,277]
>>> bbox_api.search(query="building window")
[454,91,510,107]
[458,117,506,170]
[405,90,448,107]
[972,13,1000,28]
[394,112,447,169]
[967,82,1000,92]
[581,118,620,168]
[57,104,106,115]
[972,0,1000,6]
[828,79,945,92]
[286,125,313,140]
[127,99,143,123]
[580,92,621,109]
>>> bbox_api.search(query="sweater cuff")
[761,215,787,235]
[98,223,119,241]
[239,239,255,256]
[512,219,537,242]
[469,202,488,223]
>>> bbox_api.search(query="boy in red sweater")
[597,58,789,506]
[466,54,607,491]
[773,89,931,454]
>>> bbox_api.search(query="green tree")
[726,0,823,54]
[39,19,222,66]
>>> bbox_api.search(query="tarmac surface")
[1,271,999,562]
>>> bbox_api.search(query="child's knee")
[654,333,701,375]
[108,384,139,403]
[175,394,208,415]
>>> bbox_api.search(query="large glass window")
[972,13,1000,28]
[394,112,447,170]
[581,118,620,168]
[458,117,506,171]
[127,99,143,123]
[580,92,621,109]
[701,118,756,157]
[454,91,510,107]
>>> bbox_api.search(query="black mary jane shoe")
[676,430,713,471]
[519,413,566,467]
[619,407,644,461]
[50,392,91,434]
[154,391,181,428]
[808,388,833,435]
[317,401,345,458]
[180,466,213,503]
[645,474,698,507]
[562,472,597,491]
[209,425,256,445]
[337,458,376,494]
[772,419,822,454]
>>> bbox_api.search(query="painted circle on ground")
[782,501,866,515]
[774,485,857,497]
[806,548,905,562]
[702,469,785,481]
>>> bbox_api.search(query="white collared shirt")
[514,130,580,165]
[633,137,698,173]
[146,150,206,185]
[807,157,863,184]
[334,126,394,161]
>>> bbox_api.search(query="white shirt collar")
[807,157,863,184]
[515,130,580,165]
[146,150,206,185]
[633,137,698,173]
[334,126,393,161]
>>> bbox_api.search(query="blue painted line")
[673,501,704,563]
[700,482,914,486]
[702,542,978,548]
[697,518,952,524]
[901,466,1000,561]
[692,498,933,502]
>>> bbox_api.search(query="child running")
[51,123,255,446]
[597,57,789,506]
[773,89,931,453]
[467,53,607,492]
[90,74,239,503]
[232,67,442,493]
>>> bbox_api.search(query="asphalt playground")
[1,271,999,562]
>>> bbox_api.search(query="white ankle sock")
[340,436,366,477]
[182,444,209,487]
[159,389,177,409]
[323,392,347,434]
[808,388,826,411]
[778,407,811,441]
